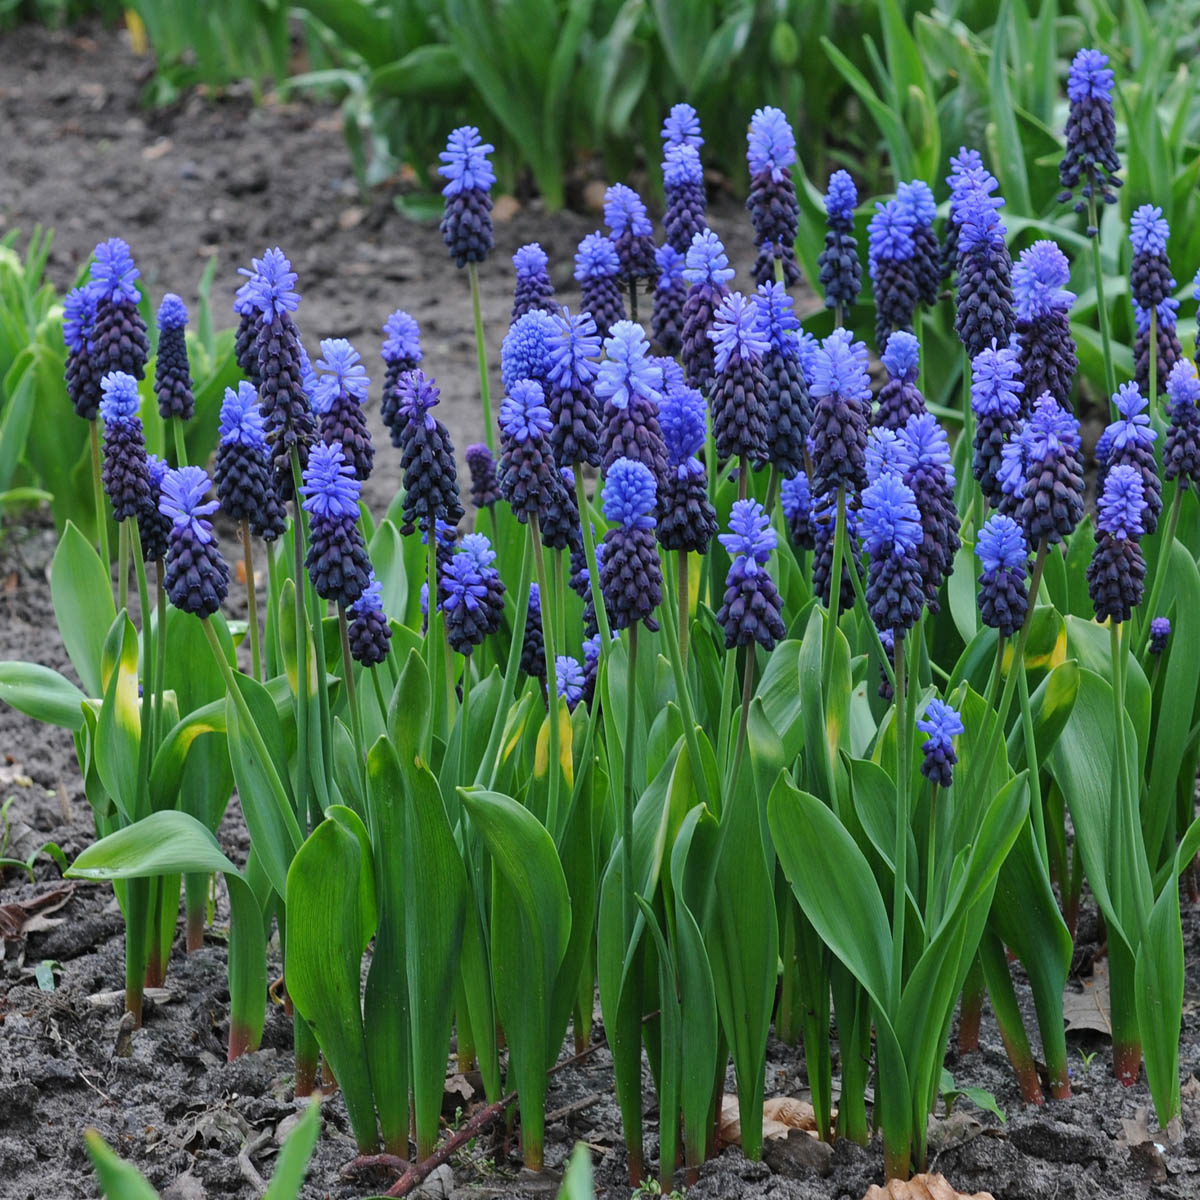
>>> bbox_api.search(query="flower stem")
[370,662,388,729]
[726,647,756,797]
[117,519,129,613]
[1017,654,1048,869]
[677,551,689,671]
[240,519,261,682]
[425,522,444,758]
[622,621,639,936]
[530,515,562,836]
[1087,186,1118,407]
[573,465,612,645]
[821,485,847,692]
[172,416,188,469]
[289,452,311,829]
[1135,484,1182,657]
[1149,306,1158,427]
[338,603,367,797]
[925,783,938,921]
[468,262,494,453]
[890,632,908,1016]
[89,419,111,589]
[152,562,167,761]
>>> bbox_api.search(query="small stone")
[763,1129,834,1178]
[413,1163,455,1198]
[1129,1140,1168,1183]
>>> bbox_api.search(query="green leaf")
[557,1142,594,1200]
[96,614,143,823]
[984,0,1032,215]
[368,45,468,99]
[51,522,116,698]
[84,1130,160,1200]
[262,1098,321,1200]
[0,661,86,730]
[286,815,379,1152]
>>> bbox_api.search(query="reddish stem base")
[186,907,205,953]
[1114,1040,1143,1087]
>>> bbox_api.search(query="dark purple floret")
[1017,394,1085,547]
[652,244,687,356]
[153,294,194,422]
[662,144,707,256]
[818,170,861,313]
[745,107,801,286]
[575,233,626,338]
[681,229,734,394]
[301,441,371,607]
[657,383,716,553]
[441,553,495,657]
[581,633,602,709]
[1165,362,1200,489]
[1129,205,1173,309]
[466,442,501,508]
[877,627,895,700]
[512,243,556,320]
[868,199,918,353]
[498,379,559,525]
[860,471,925,635]
[604,184,657,284]
[944,148,1002,281]
[753,282,810,475]
[539,467,583,553]
[1149,617,1171,655]
[348,574,392,667]
[898,412,960,611]
[214,382,271,520]
[1013,240,1077,410]
[954,190,1015,359]
[600,459,662,632]
[1097,382,1161,534]
[63,285,102,420]
[160,466,229,618]
[396,370,464,535]
[100,372,150,523]
[897,181,941,308]
[521,583,546,678]
[781,471,815,552]
[139,454,172,563]
[811,489,859,610]
[970,340,1023,506]
[917,700,963,788]
[873,331,927,431]
[809,329,871,497]
[439,126,495,267]
[89,238,149,382]
[459,534,506,638]
[545,307,602,469]
[1133,298,1183,399]
[380,310,423,445]
[313,338,374,482]
[1087,531,1146,624]
[976,513,1029,637]
[596,322,668,486]
[709,292,770,463]
[716,500,786,649]
[1058,48,1122,224]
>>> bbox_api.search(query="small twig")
[545,1092,602,1124]
[342,1152,413,1178]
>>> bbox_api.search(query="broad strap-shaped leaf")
[0,661,86,730]
[51,521,116,699]
[262,1098,321,1200]
[95,613,143,823]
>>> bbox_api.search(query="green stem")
[130,526,154,803]
[715,639,737,787]
[370,662,388,729]
[117,519,129,613]
[241,520,262,682]
[1149,306,1158,427]
[468,262,494,453]
[338,604,367,797]
[265,541,282,677]
[289,453,311,829]
[821,485,847,691]
[1087,186,1117,406]
[726,648,756,796]
[914,308,925,399]
[89,419,111,590]
[172,417,188,468]
[843,525,895,690]
[1135,485,1182,657]
[622,622,639,937]
[925,783,938,922]
[890,633,908,1015]
[1017,656,1048,870]
[573,465,612,647]
[530,516,562,836]
[458,659,471,793]
[152,562,167,760]
[425,522,443,760]
[738,452,748,502]
[677,551,689,672]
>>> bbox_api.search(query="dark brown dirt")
[3,16,1200,1200]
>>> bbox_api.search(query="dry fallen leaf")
[718,1094,826,1146]
[862,1172,996,1200]
[0,885,74,940]
[1062,960,1111,1036]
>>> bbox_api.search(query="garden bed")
[3,16,1200,1200]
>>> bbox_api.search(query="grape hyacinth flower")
[1058,48,1122,227]
[1087,464,1147,624]
[139,454,172,564]
[717,499,787,649]
[154,294,194,422]
[1097,382,1161,534]
[662,101,703,149]
[313,338,373,482]
[954,188,1015,359]
[600,458,663,632]
[241,247,314,499]
[160,466,229,618]
[709,291,770,464]
[970,340,1024,506]
[545,307,602,468]
[753,282,810,475]
[1013,240,1077,409]
[809,327,871,498]
[459,532,507,637]
[1133,297,1183,400]
[498,379,560,525]
[396,370,464,536]
[812,488,859,609]
[817,170,861,315]
[681,228,734,393]
[539,467,583,554]
[100,371,151,523]
[380,310,422,446]
[581,632,602,708]
[916,700,964,788]
[976,512,1029,637]
[501,308,557,392]
[652,244,687,356]
[1017,393,1085,547]
[604,184,657,287]
[233,270,259,383]
[63,285,101,420]
[662,143,706,256]
[582,540,605,637]
[512,243,556,320]
[441,552,495,657]
[348,573,392,667]
[781,470,815,551]
[867,199,918,353]
[657,382,717,553]
[521,583,546,679]
[575,232,626,338]
[1149,617,1171,655]
[873,331,928,431]
[745,106,801,287]
[556,655,585,711]
[876,627,896,701]
[597,321,668,484]
[301,441,370,607]
[465,442,501,509]
[1130,206,1173,312]
[1165,360,1200,488]
[439,126,495,268]
[860,470,925,636]
[897,180,940,308]
[214,382,287,541]
[866,426,907,484]
[943,148,1002,281]
[88,237,149,381]
[898,411,961,611]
